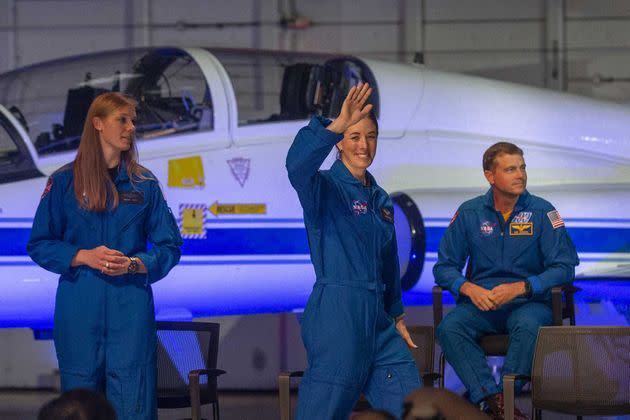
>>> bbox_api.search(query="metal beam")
[545,0,567,91]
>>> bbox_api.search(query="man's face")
[484,153,527,198]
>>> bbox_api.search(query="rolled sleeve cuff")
[451,276,467,299]
[58,244,80,276]
[388,300,404,319]
[309,116,344,144]
[134,252,156,286]
[527,275,543,297]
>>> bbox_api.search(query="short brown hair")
[482,142,524,171]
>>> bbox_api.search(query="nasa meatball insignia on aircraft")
[1,47,630,328]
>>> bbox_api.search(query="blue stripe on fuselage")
[1,223,630,256]
[425,226,630,254]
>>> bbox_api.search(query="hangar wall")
[1,0,630,102]
[0,0,629,389]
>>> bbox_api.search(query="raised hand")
[327,83,373,134]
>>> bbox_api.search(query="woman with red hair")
[28,92,182,419]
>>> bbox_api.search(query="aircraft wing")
[577,264,630,278]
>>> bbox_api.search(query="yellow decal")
[209,201,267,217]
[180,204,206,238]
[168,156,205,188]
[509,222,533,236]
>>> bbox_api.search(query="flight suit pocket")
[109,369,146,418]
[119,204,148,232]
[300,285,324,348]
[65,204,95,230]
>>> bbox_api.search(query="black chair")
[156,321,226,420]
[432,284,578,389]
[278,325,438,420]
[504,326,630,420]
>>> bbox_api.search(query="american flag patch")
[547,210,565,229]
[449,211,458,225]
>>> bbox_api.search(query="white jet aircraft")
[1,47,629,329]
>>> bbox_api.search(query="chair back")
[407,325,435,375]
[531,326,630,416]
[156,321,220,408]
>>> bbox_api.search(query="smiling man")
[433,142,579,420]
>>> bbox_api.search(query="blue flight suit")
[27,162,182,420]
[433,189,578,404]
[286,117,420,420]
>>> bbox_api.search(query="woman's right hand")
[327,83,373,134]
[72,246,128,275]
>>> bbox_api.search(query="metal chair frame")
[156,321,226,420]
[432,284,578,389]
[504,326,630,420]
[278,325,438,420]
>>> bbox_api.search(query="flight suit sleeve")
[134,181,183,285]
[433,209,469,299]
[27,176,80,276]
[383,231,404,319]
[526,208,579,297]
[286,116,343,218]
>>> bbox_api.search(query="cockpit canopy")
[0,47,379,157]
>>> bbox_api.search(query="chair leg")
[534,408,542,420]
[439,352,446,389]
[279,373,292,420]
[503,375,516,420]
[215,400,220,420]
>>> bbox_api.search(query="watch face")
[128,258,138,274]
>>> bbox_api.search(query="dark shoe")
[483,393,528,420]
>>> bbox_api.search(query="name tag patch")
[119,192,144,204]
[510,222,533,236]
[381,207,394,223]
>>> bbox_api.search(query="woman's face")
[337,117,377,173]
[93,105,136,154]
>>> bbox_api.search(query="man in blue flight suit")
[433,142,578,420]
[28,160,182,420]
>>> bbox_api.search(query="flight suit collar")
[331,159,377,188]
[112,160,130,185]
[483,188,531,213]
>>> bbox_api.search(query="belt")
[315,277,386,292]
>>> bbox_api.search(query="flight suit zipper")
[495,211,507,269]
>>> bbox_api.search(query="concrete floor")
[0,390,291,420]
[1,389,628,420]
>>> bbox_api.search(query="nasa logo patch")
[480,221,495,236]
[352,200,368,216]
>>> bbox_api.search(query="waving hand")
[327,83,373,134]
